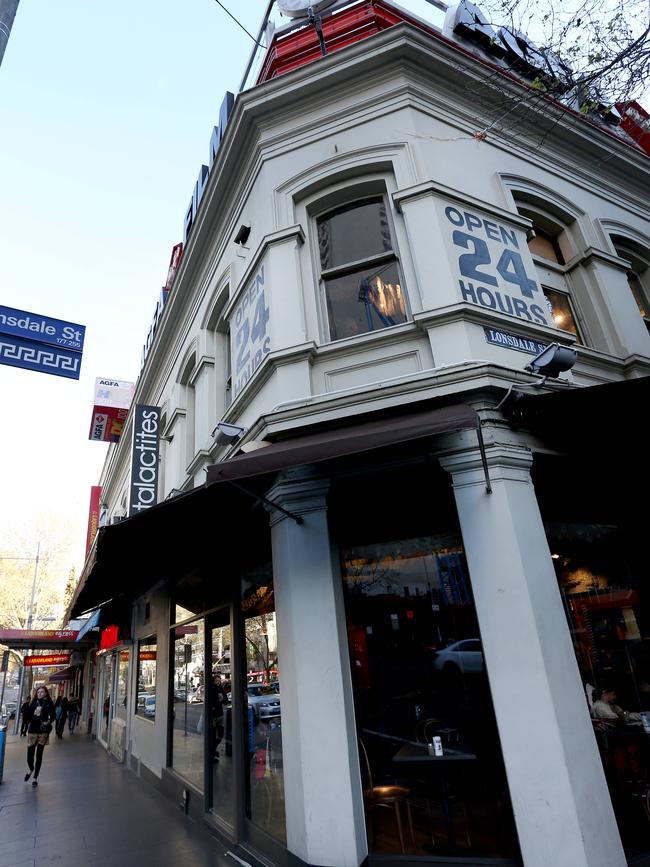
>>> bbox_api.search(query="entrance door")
[98,653,114,747]
[206,607,234,831]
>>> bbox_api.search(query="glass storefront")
[168,555,285,851]
[332,461,519,863]
[208,610,234,827]
[534,455,650,858]
[172,619,205,792]
[242,567,285,844]
[99,653,113,745]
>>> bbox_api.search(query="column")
[439,444,626,867]
[266,469,367,867]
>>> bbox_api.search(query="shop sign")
[99,625,120,651]
[139,650,157,661]
[88,378,135,443]
[484,327,548,355]
[24,654,71,667]
[182,91,234,245]
[0,305,85,380]
[231,266,271,399]
[128,405,161,515]
[0,629,78,641]
[442,204,550,327]
[86,485,102,556]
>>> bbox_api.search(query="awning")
[206,404,481,484]
[48,666,78,683]
[76,609,100,640]
[70,403,484,617]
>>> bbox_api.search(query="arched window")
[315,196,408,341]
[515,200,584,343]
[610,236,650,334]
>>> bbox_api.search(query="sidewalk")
[0,731,240,867]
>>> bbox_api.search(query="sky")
[0,0,265,579]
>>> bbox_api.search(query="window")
[316,197,407,341]
[136,636,157,720]
[171,620,205,791]
[517,203,583,342]
[611,239,650,335]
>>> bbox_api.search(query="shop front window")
[171,619,205,791]
[342,535,518,860]
[242,566,285,844]
[546,523,650,855]
[136,636,157,720]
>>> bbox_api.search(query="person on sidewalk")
[25,685,55,787]
[67,696,80,734]
[54,695,68,739]
[19,699,30,736]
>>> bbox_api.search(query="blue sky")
[0,0,264,573]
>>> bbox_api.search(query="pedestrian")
[54,695,68,739]
[19,699,30,736]
[67,696,80,734]
[24,685,55,787]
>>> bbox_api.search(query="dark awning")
[48,666,78,683]
[70,403,483,617]
[206,404,480,483]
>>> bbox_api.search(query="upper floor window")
[316,197,407,341]
[517,204,583,343]
[611,239,650,334]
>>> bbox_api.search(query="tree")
[0,513,77,631]
[474,0,649,104]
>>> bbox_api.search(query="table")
[392,742,477,851]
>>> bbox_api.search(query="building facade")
[71,3,650,866]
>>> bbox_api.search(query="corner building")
[72,3,650,866]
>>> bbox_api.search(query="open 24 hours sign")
[441,203,551,327]
[231,266,271,400]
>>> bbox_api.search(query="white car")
[433,639,483,674]
[144,696,156,717]
[247,684,281,720]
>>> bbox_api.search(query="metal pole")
[13,542,39,733]
[0,0,20,69]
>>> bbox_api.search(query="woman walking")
[24,686,55,787]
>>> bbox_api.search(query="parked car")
[144,696,156,717]
[247,683,281,720]
[433,639,484,674]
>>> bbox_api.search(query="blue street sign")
[0,305,85,352]
[0,332,83,380]
[0,305,85,380]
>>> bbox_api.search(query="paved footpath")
[0,731,241,867]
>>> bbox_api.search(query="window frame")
[135,634,158,722]
[312,192,410,344]
[612,241,650,333]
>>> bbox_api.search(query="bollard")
[0,725,7,784]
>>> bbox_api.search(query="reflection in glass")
[544,288,581,341]
[546,522,650,857]
[317,197,406,341]
[115,650,129,723]
[172,620,205,792]
[343,537,517,859]
[100,654,113,743]
[209,611,234,826]
[325,262,406,341]
[242,567,285,843]
[136,636,157,720]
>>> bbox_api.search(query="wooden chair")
[359,738,416,854]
